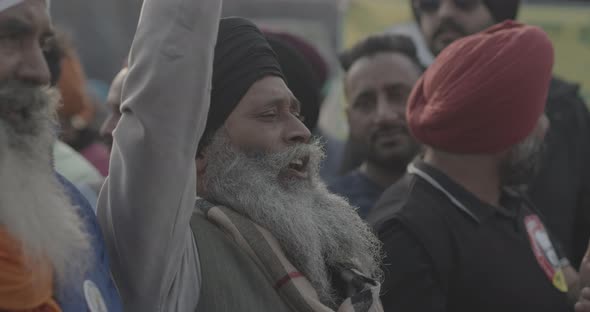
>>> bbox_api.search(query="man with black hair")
[329,33,422,218]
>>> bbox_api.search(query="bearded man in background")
[0,1,121,311]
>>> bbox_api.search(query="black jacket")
[528,77,590,267]
[371,162,571,312]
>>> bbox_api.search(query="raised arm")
[97,0,221,310]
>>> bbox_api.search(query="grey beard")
[0,81,91,287]
[499,132,545,188]
[202,130,383,308]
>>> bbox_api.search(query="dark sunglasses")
[413,0,481,13]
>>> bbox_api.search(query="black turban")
[412,0,520,23]
[265,34,322,131]
[200,17,284,149]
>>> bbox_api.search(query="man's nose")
[285,114,311,145]
[438,0,463,20]
[374,99,404,126]
[16,45,51,86]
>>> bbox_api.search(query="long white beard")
[203,130,383,308]
[0,84,90,286]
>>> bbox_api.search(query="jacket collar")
[409,160,522,223]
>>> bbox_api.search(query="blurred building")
[50,0,142,83]
[50,0,347,83]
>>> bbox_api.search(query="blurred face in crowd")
[198,76,382,307]
[345,52,422,173]
[0,0,89,285]
[100,67,128,149]
[499,114,549,186]
[0,0,51,84]
[413,0,495,55]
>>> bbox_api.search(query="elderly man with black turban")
[395,0,590,270]
[98,0,384,311]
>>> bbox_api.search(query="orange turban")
[0,229,61,312]
[406,21,554,154]
[57,48,95,130]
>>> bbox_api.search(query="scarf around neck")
[195,199,383,312]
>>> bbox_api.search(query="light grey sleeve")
[96,0,221,311]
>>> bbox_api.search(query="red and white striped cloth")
[197,199,384,312]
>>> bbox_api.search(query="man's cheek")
[0,58,15,82]
[347,124,366,141]
[421,21,437,42]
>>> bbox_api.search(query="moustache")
[433,18,468,41]
[244,138,325,174]
[369,124,409,143]
[0,81,51,135]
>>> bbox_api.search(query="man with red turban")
[372,21,590,312]
[397,0,590,272]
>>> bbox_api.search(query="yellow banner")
[520,4,590,102]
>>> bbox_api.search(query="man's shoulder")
[368,173,448,234]
[373,174,458,289]
[366,174,413,229]
[328,170,376,195]
[546,76,588,115]
[548,76,583,102]
[544,76,590,155]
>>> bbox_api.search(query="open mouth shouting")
[284,155,310,179]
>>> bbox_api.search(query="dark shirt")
[328,170,385,218]
[528,77,590,267]
[318,129,346,183]
[370,161,572,312]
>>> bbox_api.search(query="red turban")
[406,21,554,154]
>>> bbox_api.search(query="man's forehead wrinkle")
[27,1,51,29]
[246,84,291,110]
[0,2,51,36]
[259,97,287,110]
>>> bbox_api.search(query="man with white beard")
[0,0,122,311]
[98,0,383,311]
